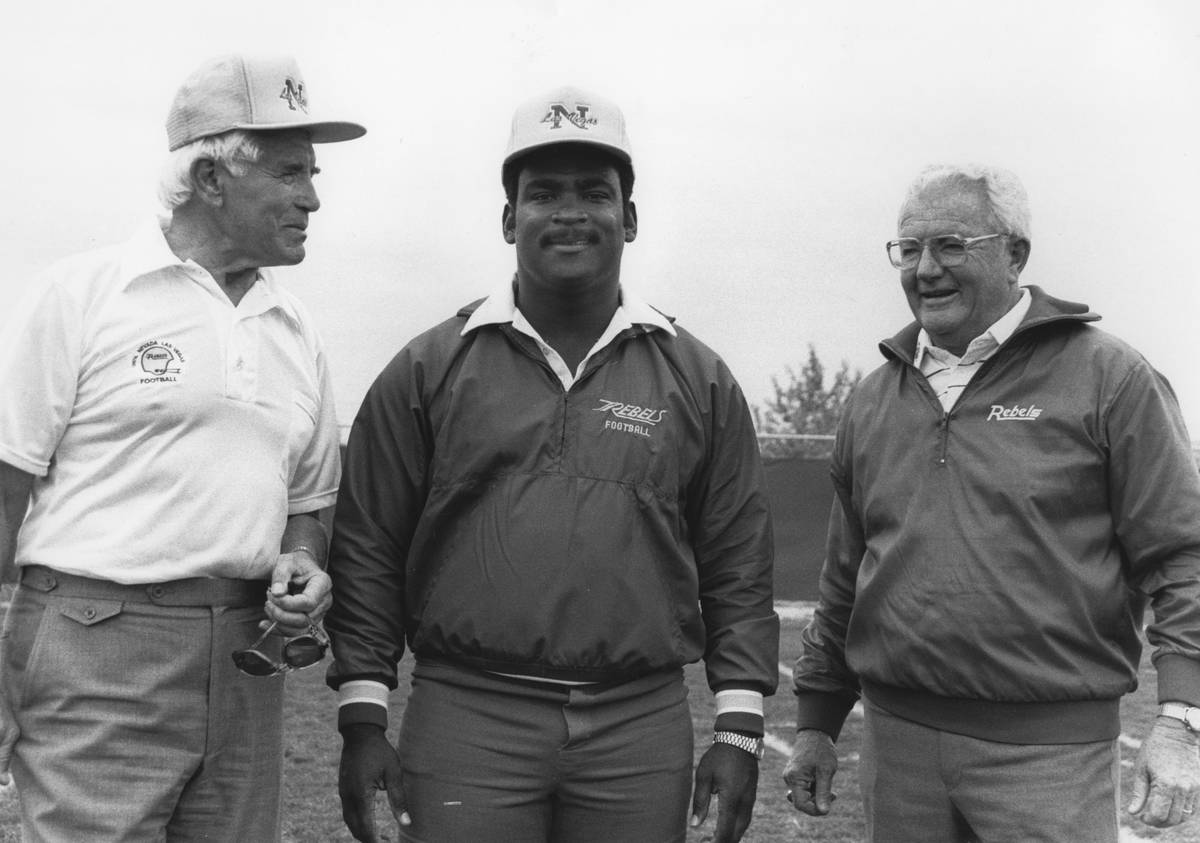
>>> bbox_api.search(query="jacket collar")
[458,275,677,337]
[880,285,1100,365]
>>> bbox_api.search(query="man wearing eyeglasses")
[784,164,1200,841]
[326,87,778,843]
[0,55,363,841]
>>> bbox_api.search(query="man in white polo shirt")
[0,54,364,841]
[785,164,1200,841]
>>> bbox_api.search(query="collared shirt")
[0,218,340,583]
[916,288,1032,411]
[461,275,677,390]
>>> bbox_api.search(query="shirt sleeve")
[287,323,340,514]
[687,363,780,727]
[0,278,83,476]
[324,346,429,711]
[1105,357,1200,706]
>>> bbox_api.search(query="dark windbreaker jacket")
[795,286,1200,744]
[327,297,779,722]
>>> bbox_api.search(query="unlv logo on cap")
[279,77,309,113]
[541,103,597,131]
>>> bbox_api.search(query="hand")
[0,683,17,787]
[339,724,409,843]
[783,729,838,816]
[689,742,759,843]
[265,549,332,634]
[1127,717,1200,827]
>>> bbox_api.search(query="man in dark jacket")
[784,163,1200,842]
[327,86,779,843]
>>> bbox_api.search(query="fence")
[329,431,1199,602]
[760,455,832,600]
[758,436,1200,601]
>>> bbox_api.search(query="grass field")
[0,606,1197,842]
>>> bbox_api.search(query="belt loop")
[21,566,59,593]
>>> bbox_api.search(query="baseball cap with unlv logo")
[502,86,633,179]
[166,54,366,151]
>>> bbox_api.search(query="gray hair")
[901,163,1031,241]
[157,130,263,210]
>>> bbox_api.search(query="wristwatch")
[713,731,765,760]
[1159,702,1200,732]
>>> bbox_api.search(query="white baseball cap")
[166,54,366,151]
[502,86,633,177]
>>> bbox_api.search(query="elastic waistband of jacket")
[862,680,1121,744]
[415,657,684,701]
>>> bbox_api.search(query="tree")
[754,345,861,460]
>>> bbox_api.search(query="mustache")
[540,229,598,247]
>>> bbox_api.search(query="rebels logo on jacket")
[593,398,668,438]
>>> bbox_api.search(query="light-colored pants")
[1,567,285,843]
[861,700,1120,843]
[396,660,694,843]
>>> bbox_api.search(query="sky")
[2,0,1197,437]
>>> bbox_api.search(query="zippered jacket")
[794,286,1200,744]
[327,299,779,708]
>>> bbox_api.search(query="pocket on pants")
[56,597,124,628]
[2,590,54,709]
[17,597,127,709]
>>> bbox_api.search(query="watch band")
[713,730,764,759]
[1159,702,1200,732]
[286,545,324,565]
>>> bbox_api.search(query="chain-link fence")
[760,433,1200,469]
[757,432,835,462]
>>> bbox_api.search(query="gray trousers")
[861,700,1120,843]
[1,567,285,843]
[396,660,694,843]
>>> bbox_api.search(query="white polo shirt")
[0,219,340,583]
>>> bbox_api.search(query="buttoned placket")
[181,265,270,403]
[225,312,262,402]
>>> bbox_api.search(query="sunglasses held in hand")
[233,620,329,676]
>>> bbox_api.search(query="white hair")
[157,130,264,211]
[901,163,1032,241]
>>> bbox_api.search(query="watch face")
[1186,709,1200,731]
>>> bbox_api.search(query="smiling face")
[898,178,1027,355]
[217,130,321,268]
[502,146,637,298]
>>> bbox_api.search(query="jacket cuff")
[795,690,859,742]
[1155,653,1200,706]
[713,688,764,736]
[338,702,388,732]
[337,679,389,731]
[714,711,764,736]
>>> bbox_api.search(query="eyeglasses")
[232,620,329,677]
[886,233,1005,269]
